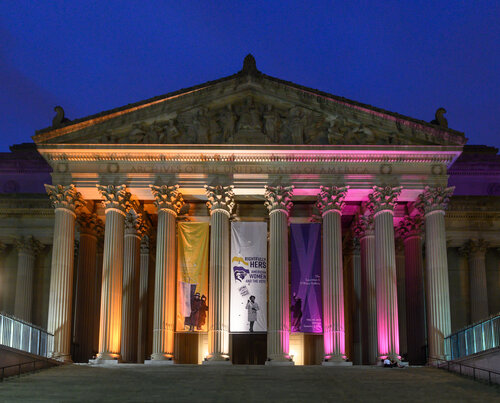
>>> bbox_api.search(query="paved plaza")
[0,364,499,402]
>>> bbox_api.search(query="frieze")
[88,95,440,147]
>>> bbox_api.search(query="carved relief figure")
[164,120,181,143]
[263,104,280,143]
[286,106,305,144]
[194,108,210,143]
[220,105,236,142]
[236,98,261,132]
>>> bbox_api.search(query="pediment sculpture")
[97,96,410,146]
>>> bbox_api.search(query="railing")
[0,313,53,357]
[429,357,500,385]
[446,313,500,360]
[0,357,55,382]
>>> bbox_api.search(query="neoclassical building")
[0,55,499,365]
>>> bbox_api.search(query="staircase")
[0,313,59,380]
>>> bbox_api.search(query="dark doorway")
[231,333,267,365]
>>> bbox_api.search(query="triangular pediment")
[33,56,465,147]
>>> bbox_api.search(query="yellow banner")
[176,222,209,332]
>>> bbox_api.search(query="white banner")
[230,222,267,332]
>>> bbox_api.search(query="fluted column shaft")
[424,210,451,360]
[204,184,234,364]
[395,241,407,356]
[74,230,98,362]
[207,209,230,360]
[465,240,489,323]
[96,184,131,362]
[14,237,40,322]
[322,210,346,361]
[360,233,377,364]
[98,208,126,360]
[151,209,177,360]
[268,209,290,362]
[93,241,104,356]
[149,184,184,363]
[417,186,454,361]
[404,234,426,364]
[352,241,362,365]
[137,235,150,363]
[374,210,400,360]
[47,208,77,361]
[45,184,82,362]
[121,213,142,363]
[264,185,293,365]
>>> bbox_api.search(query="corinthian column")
[368,186,402,362]
[204,184,235,364]
[398,215,426,364]
[147,185,184,363]
[416,186,454,361]
[14,236,43,322]
[354,214,377,364]
[461,239,489,323]
[45,184,83,362]
[74,213,102,362]
[317,186,351,365]
[264,185,294,365]
[395,237,407,357]
[94,184,131,362]
[137,234,150,363]
[121,209,145,363]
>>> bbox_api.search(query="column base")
[90,352,121,365]
[145,359,175,366]
[50,353,73,364]
[265,358,295,366]
[203,355,232,365]
[322,360,352,366]
[89,358,120,365]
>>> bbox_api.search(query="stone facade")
[0,56,498,364]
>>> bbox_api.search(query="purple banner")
[290,223,322,333]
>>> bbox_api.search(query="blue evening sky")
[0,1,499,151]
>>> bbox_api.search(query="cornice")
[37,144,461,166]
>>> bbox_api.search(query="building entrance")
[231,333,267,365]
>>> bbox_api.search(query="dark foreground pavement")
[0,364,499,402]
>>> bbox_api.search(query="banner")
[290,223,322,333]
[176,222,209,332]
[230,222,267,332]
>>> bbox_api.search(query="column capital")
[125,209,147,236]
[140,234,150,255]
[77,212,104,237]
[97,184,132,213]
[460,239,488,258]
[416,186,454,215]
[150,184,184,215]
[367,186,402,214]
[353,214,374,240]
[317,185,349,215]
[204,184,235,215]
[0,241,8,253]
[15,236,43,256]
[264,185,293,215]
[397,215,423,240]
[395,237,405,254]
[45,184,84,213]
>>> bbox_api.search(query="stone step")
[1,364,499,402]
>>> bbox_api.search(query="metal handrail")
[0,357,57,382]
[429,356,500,386]
[0,312,53,357]
[445,313,500,360]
